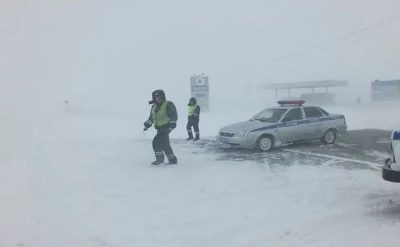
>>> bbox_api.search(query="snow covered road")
[2,110,400,247]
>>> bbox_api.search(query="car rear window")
[304,107,324,118]
[317,107,329,116]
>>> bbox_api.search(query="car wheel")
[321,129,337,144]
[382,163,400,183]
[257,135,273,152]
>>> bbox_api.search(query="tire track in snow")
[282,148,382,170]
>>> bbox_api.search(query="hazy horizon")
[1,0,400,113]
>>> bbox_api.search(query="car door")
[303,106,325,138]
[275,107,305,143]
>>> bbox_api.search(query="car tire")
[382,163,400,183]
[321,129,337,144]
[257,135,274,152]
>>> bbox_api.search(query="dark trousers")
[152,129,176,161]
[186,117,199,138]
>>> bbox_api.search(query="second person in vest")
[144,90,178,165]
[186,97,201,141]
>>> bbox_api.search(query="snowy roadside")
[1,101,399,247]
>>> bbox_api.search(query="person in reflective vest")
[143,90,178,165]
[186,97,200,141]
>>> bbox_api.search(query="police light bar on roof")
[277,99,305,106]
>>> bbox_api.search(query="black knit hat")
[148,89,166,104]
[189,97,196,105]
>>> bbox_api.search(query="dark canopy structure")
[259,80,348,104]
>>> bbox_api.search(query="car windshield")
[251,108,287,123]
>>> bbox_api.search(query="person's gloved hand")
[169,122,176,129]
[144,121,152,129]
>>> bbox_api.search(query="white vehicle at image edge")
[217,100,347,151]
[382,130,400,182]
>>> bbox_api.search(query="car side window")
[281,108,303,122]
[304,107,323,118]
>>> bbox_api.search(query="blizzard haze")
[1,1,400,247]
[1,0,400,112]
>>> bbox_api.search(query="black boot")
[152,152,164,165]
[186,132,193,141]
[194,134,200,141]
[167,156,178,165]
[151,160,164,165]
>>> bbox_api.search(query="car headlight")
[236,130,249,137]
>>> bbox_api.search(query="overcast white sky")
[1,4,400,244]
[1,0,400,113]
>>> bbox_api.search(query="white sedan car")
[217,100,347,151]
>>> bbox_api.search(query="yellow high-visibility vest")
[152,101,170,127]
[188,105,197,116]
